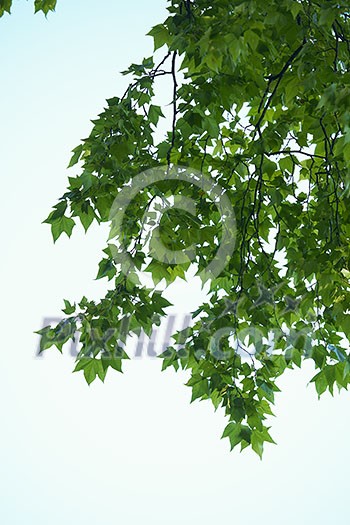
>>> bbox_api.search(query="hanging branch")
[167,51,178,167]
[255,40,306,134]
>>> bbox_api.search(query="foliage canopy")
[9,0,350,456]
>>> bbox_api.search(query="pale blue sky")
[0,1,349,524]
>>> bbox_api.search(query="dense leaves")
[22,0,350,455]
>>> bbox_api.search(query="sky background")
[0,1,349,523]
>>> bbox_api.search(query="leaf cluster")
[25,0,350,456]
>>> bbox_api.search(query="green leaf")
[79,203,95,232]
[147,24,169,51]
[96,258,116,281]
[34,0,57,15]
[148,105,165,126]
[51,215,75,242]
[63,299,76,315]
[311,371,328,397]
[67,144,83,168]
[0,0,11,16]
